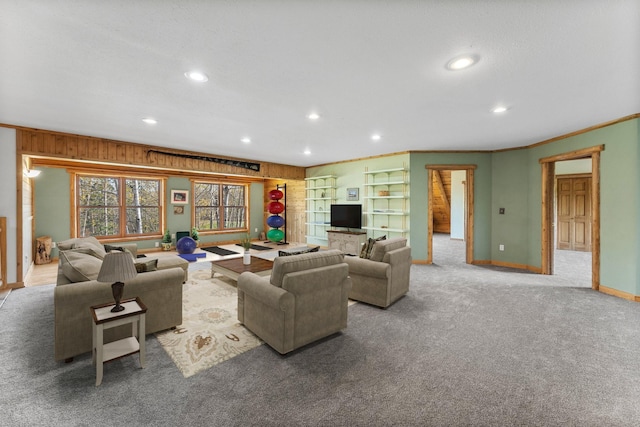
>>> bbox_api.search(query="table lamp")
[97,252,138,312]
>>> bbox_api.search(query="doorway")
[540,145,603,290]
[426,165,476,265]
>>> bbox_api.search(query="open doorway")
[426,165,476,265]
[540,145,603,290]
[554,160,592,287]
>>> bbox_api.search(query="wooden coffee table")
[210,256,274,281]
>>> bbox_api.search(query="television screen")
[330,204,362,229]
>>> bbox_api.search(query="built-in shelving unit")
[304,175,336,244]
[363,166,409,241]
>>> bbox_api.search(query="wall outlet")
[499,244,505,251]
[51,241,56,248]
[155,242,159,248]
[171,234,175,240]
[254,227,258,233]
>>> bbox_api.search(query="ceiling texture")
[1,1,639,168]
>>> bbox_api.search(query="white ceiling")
[1,1,638,168]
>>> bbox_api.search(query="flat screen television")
[330,204,362,229]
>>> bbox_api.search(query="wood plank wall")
[17,128,305,180]
[263,179,306,245]
[432,170,452,233]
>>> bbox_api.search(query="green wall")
[35,169,264,256]
[305,118,640,296]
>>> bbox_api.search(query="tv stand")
[327,230,367,256]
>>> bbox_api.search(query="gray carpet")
[2,243,640,426]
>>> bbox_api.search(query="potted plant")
[191,227,200,247]
[240,233,252,264]
[162,229,172,251]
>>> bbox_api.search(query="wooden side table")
[90,297,147,386]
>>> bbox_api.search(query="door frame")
[425,164,476,264]
[539,145,604,290]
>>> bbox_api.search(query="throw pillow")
[359,235,386,259]
[134,258,158,273]
[278,246,320,257]
[104,244,135,259]
[59,249,103,282]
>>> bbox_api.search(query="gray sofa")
[54,237,187,361]
[344,237,412,308]
[237,249,351,354]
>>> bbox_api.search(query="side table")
[90,297,147,386]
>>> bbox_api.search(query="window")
[76,175,162,238]
[193,182,247,232]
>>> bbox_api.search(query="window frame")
[73,172,166,241]
[191,180,249,234]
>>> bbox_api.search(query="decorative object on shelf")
[97,252,138,312]
[347,188,359,201]
[162,229,172,251]
[266,185,288,245]
[176,236,197,254]
[240,233,252,265]
[378,190,390,196]
[191,227,199,246]
[170,189,189,204]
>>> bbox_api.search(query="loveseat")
[54,237,187,361]
[344,237,412,308]
[237,249,351,354]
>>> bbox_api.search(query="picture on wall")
[347,188,359,201]
[173,206,184,215]
[171,190,189,204]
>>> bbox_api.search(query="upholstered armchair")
[237,250,351,354]
[344,237,411,308]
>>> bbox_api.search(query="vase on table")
[243,251,251,265]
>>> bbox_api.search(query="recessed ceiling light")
[142,118,157,125]
[492,106,509,113]
[307,112,320,120]
[184,71,209,82]
[446,55,479,71]
[371,134,381,141]
[304,149,311,155]
[241,137,251,143]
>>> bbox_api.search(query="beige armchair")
[237,250,351,354]
[344,237,411,308]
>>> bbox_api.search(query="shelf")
[363,196,407,199]
[363,180,407,186]
[305,197,335,201]
[305,222,331,226]
[364,211,407,216]
[305,235,328,241]
[363,226,408,233]
[363,168,406,175]
[306,185,334,190]
[305,175,335,181]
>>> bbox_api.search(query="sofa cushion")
[278,246,320,257]
[59,249,103,283]
[57,237,107,259]
[360,235,386,259]
[270,249,344,288]
[369,237,407,262]
[104,244,134,258]
[134,258,158,273]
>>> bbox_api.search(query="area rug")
[155,269,263,378]
[201,246,239,256]
[235,243,272,251]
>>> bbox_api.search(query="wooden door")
[557,176,591,251]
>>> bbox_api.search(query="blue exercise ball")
[266,215,284,228]
[176,236,197,254]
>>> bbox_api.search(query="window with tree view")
[194,182,247,232]
[77,175,162,238]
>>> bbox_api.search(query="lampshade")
[97,252,138,283]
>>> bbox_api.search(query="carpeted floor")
[2,239,639,426]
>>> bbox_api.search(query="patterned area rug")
[156,269,263,378]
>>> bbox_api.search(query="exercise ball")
[267,201,284,214]
[267,228,284,242]
[268,189,283,200]
[266,215,285,228]
[176,236,197,254]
